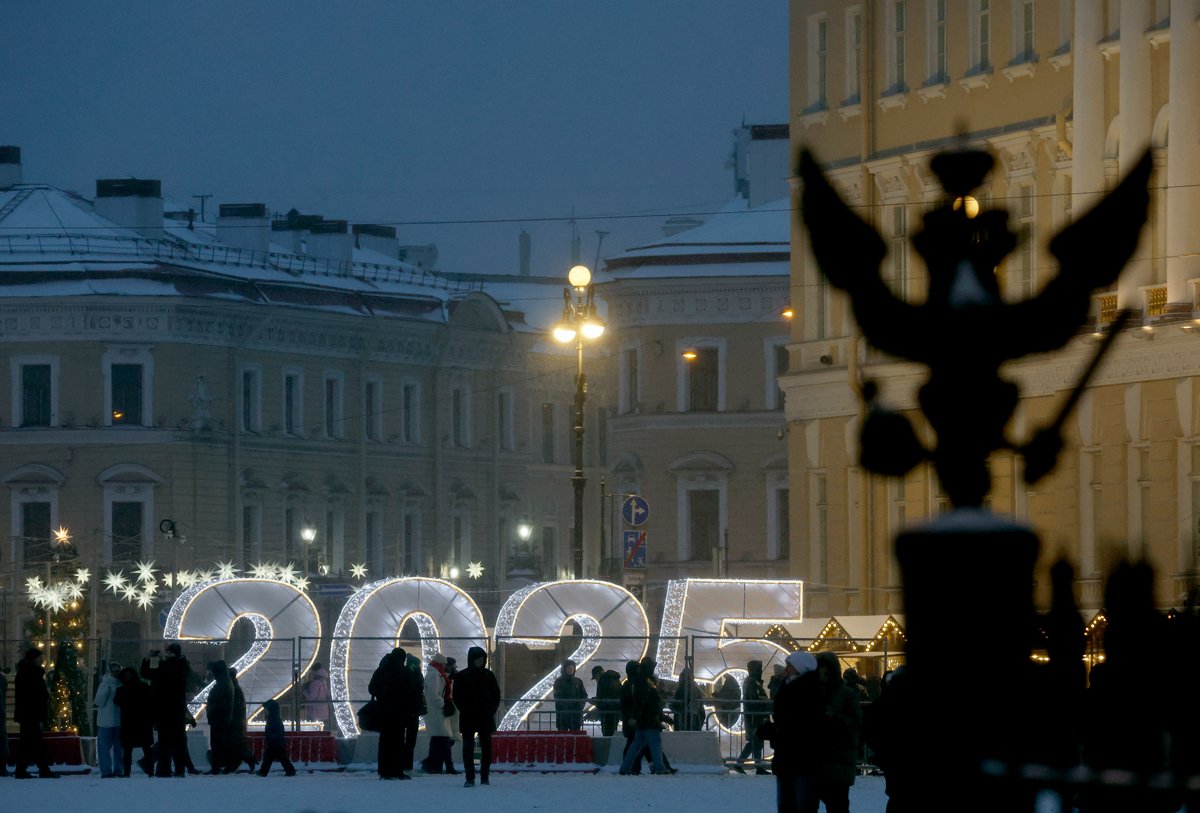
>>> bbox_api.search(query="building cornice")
[610,411,785,433]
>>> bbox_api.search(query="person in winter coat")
[206,660,236,773]
[14,648,57,779]
[302,662,331,725]
[256,698,296,776]
[94,661,124,776]
[757,651,823,813]
[229,667,257,773]
[591,664,623,736]
[368,648,418,779]
[552,659,588,731]
[454,645,500,787]
[767,663,786,701]
[420,653,457,774]
[813,652,862,813]
[670,667,706,732]
[863,666,910,813]
[618,657,668,775]
[141,642,192,777]
[713,673,742,729]
[114,666,154,777]
[403,653,425,772]
[734,660,771,774]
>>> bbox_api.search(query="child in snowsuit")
[256,699,296,776]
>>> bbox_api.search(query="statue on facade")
[188,374,213,432]
[798,144,1151,507]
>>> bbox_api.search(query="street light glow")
[552,324,577,343]
[682,348,698,361]
[300,526,317,543]
[567,264,592,288]
[580,318,605,340]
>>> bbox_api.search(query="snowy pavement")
[4,769,890,812]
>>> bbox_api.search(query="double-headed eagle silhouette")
[799,144,1151,509]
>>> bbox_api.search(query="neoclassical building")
[0,149,606,660]
[784,0,1200,615]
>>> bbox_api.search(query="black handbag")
[358,698,382,732]
[443,698,456,717]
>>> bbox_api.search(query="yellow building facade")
[785,0,1200,614]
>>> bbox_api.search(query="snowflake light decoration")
[349,564,368,579]
[104,571,127,593]
[216,561,238,580]
[466,562,485,580]
[134,561,158,584]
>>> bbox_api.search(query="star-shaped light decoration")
[349,563,368,579]
[277,562,299,584]
[216,561,238,580]
[249,562,274,579]
[134,561,157,584]
[74,567,91,585]
[26,575,44,592]
[161,572,174,588]
[67,582,85,601]
[176,570,197,588]
[136,591,156,610]
[53,526,72,545]
[104,571,127,593]
[122,585,139,601]
[466,561,485,580]
[43,588,68,612]
[294,576,311,592]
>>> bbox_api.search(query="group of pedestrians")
[367,645,500,787]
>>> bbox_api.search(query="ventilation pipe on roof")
[306,220,352,264]
[94,178,163,238]
[216,203,270,254]
[353,224,399,260]
[0,146,22,189]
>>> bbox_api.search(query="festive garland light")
[328,576,488,737]
[495,579,650,731]
[25,567,90,611]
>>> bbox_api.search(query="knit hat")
[591,664,604,678]
[785,651,818,676]
[431,652,447,665]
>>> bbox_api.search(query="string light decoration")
[101,560,325,611]
[328,576,488,737]
[654,578,803,686]
[494,579,650,731]
[165,575,321,724]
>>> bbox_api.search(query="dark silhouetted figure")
[256,699,296,776]
[14,648,57,778]
[368,648,417,780]
[453,645,500,787]
[552,659,587,731]
[113,666,153,777]
[141,643,192,777]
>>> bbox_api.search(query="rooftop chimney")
[353,223,399,259]
[306,219,352,264]
[519,229,531,276]
[217,203,270,254]
[0,146,22,189]
[95,178,163,238]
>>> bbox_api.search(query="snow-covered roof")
[600,196,790,280]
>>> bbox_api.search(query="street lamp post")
[300,525,317,577]
[553,264,606,579]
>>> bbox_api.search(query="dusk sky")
[0,2,788,283]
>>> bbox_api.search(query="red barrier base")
[491,731,598,772]
[6,732,88,772]
[245,730,339,765]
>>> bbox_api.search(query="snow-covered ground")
[5,769,890,812]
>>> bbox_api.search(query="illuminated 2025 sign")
[166,576,802,736]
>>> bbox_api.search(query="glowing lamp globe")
[568,264,592,288]
[553,324,577,343]
[580,318,605,340]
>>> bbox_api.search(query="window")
[687,489,720,562]
[451,510,471,567]
[401,509,419,574]
[808,15,829,108]
[497,388,514,451]
[111,364,143,425]
[241,367,262,433]
[687,348,719,412]
[325,503,345,574]
[1017,0,1035,60]
[846,7,863,102]
[324,373,344,438]
[931,0,948,82]
[890,1,907,90]
[769,482,790,561]
[451,385,471,447]
[21,364,52,427]
[619,347,639,415]
[111,501,144,562]
[242,504,262,563]
[401,380,420,444]
[542,403,556,463]
[364,378,382,441]
[283,370,303,436]
[284,505,297,563]
[973,0,992,70]
[21,500,52,564]
[890,206,909,298]
[365,508,383,573]
[1012,184,1035,299]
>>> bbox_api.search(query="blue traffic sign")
[622,495,650,527]
[622,529,647,569]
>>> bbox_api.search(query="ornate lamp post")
[553,264,606,579]
[300,524,317,577]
